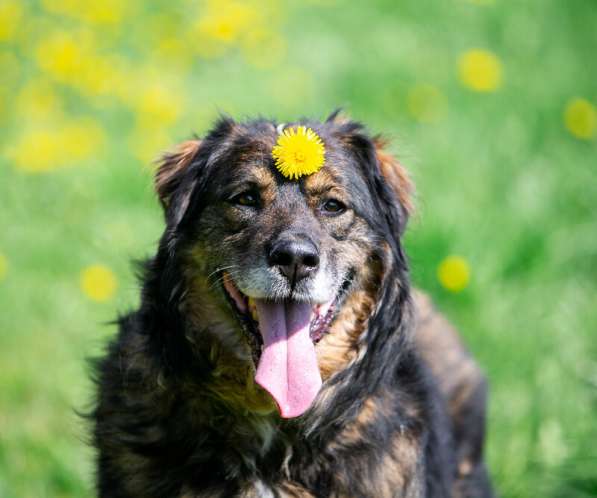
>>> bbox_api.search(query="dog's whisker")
[207,269,244,292]
[206,264,240,282]
[206,265,242,288]
[208,277,228,292]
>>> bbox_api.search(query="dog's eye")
[321,198,346,214]
[231,192,259,207]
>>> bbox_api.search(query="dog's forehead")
[215,122,364,190]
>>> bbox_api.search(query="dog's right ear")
[155,139,202,210]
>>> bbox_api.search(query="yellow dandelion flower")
[63,120,105,158]
[41,0,130,25]
[81,264,117,302]
[0,253,7,281]
[458,49,503,92]
[34,29,125,98]
[272,126,325,180]
[154,37,194,69]
[407,84,447,124]
[75,54,127,97]
[437,255,470,293]
[10,129,62,172]
[10,119,105,173]
[134,83,183,128]
[193,1,256,48]
[0,1,22,42]
[564,98,596,140]
[16,78,63,119]
[35,32,85,81]
[190,1,262,58]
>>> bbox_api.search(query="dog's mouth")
[222,272,350,418]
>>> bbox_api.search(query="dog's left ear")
[373,137,414,222]
[155,139,202,210]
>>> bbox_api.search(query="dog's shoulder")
[412,291,494,497]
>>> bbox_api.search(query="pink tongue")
[254,300,322,418]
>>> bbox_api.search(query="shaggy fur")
[90,113,494,497]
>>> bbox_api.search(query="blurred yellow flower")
[36,31,88,81]
[407,84,447,124]
[83,54,132,97]
[16,79,63,120]
[458,49,503,92]
[134,83,183,128]
[564,98,596,140]
[0,1,22,42]
[188,0,284,59]
[10,119,105,173]
[437,255,471,292]
[67,121,106,156]
[196,1,257,43]
[81,264,117,302]
[34,30,126,98]
[41,0,131,25]
[154,37,194,69]
[0,253,7,281]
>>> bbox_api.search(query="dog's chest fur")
[92,307,446,498]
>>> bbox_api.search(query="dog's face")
[155,116,411,418]
[198,138,361,306]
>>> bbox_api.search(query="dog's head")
[152,114,413,418]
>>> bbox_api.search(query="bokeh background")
[1,0,596,496]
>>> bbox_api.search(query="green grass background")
[1,0,596,496]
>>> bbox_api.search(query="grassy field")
[1,0,596,496]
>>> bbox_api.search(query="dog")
[90,113,494,497]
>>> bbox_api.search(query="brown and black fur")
[90,113,494,497]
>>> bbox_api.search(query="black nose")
[268,239,320,282]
